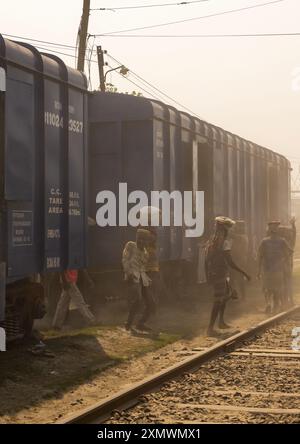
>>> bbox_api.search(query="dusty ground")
[0,269,300,424]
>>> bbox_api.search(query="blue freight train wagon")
[0,34,88,339]
[88,92,291,276]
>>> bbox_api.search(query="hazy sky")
[1,0,300,165]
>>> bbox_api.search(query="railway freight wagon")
[88,92,291,283]
[0,35,88,339]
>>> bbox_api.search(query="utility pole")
[97,46,106,92]
[77,0,90,72]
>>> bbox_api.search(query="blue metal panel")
[5,66,35,200]
[248,142,257,253]
[180,113,196,261]
[89,92,155,266]
[43,71,66,271]
[89,94,175,265]
[42,54,88,272]
[168,107,182,260]
[0,263,5,322]
[226,132,236,219]
[235,137,244,220]
[0,76,5,312]
[68,88,87,268]
[3,39,43,278]
[219,128,229,217]
[153,114,169,261]
[44,56,87,271]
[0,34,88,279]
[212,126,224,218]
[88,120,123,267]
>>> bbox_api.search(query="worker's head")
[210,216,235,250]
[212,216,236,247]
[136,228,151,250]
[268,221,281,235]
[215,216,236,235]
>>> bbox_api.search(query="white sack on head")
[139,206,162,226]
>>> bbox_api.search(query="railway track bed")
[62,306,300,424]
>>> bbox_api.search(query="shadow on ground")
[0,332,112,416]
[0,324,177,418]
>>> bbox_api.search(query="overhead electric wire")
[106,53,204,119]
[101,31,300,38]
[32,45,78,59]
[0,36,138,96]
[91,0,209,11]
[2,34,176,100]
[2,33,76,49]
[107,63,164,100]
[32,44,98,64]
[3,29,295,122]
[21,40,166,99]
[91,0,288,36]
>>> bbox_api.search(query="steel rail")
[60,305,300,424]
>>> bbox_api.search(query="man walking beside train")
[138,206,161,309]
[230,221,249,300]
[122,228,155,333]
[52,269,96,329]
[278,217,297,307]
[258,221,293,313]
[205,216,251,337]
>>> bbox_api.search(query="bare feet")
[218,322,232,329]
[206,329,219,337]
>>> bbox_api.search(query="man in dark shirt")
[258,221,293,313]
[230,220,249,300]
[278,218,297,306]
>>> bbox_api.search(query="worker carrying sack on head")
[205,216,251,337]
[122,228,155,333]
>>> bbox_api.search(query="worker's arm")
[257,243,263,278]
[283,238,294,258]
[291,218,297,249]
[122,242,135,276]
[224,251,251,281]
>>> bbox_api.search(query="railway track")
[61,306,300,424]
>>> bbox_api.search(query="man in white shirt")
[122,229,155,332]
